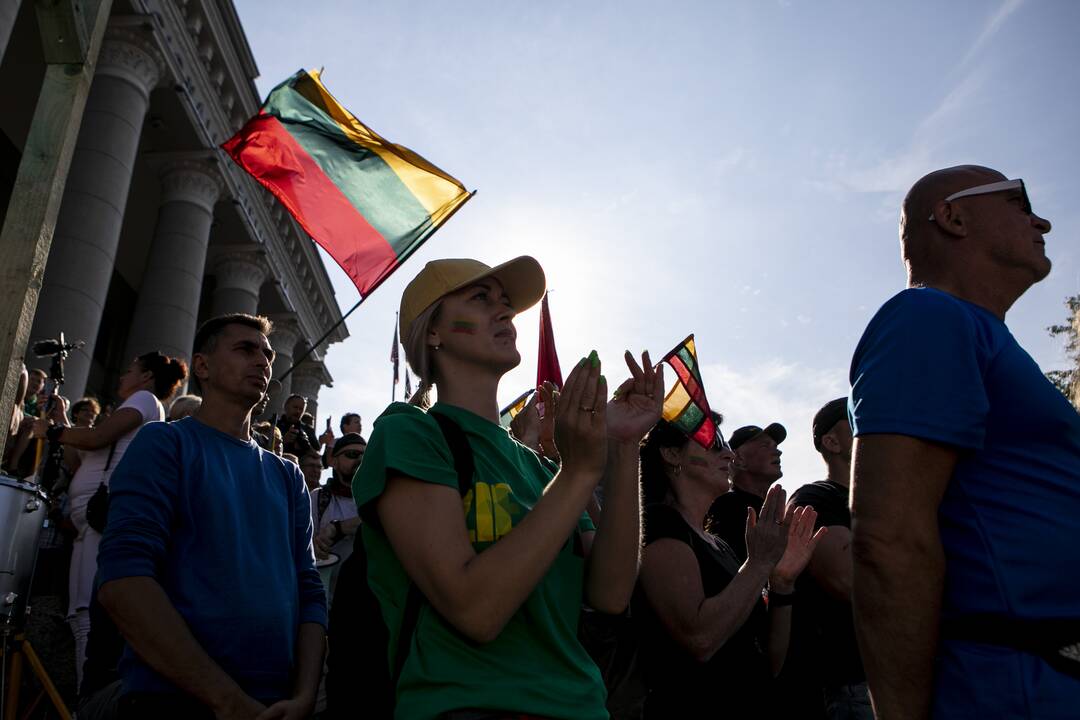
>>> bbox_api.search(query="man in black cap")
[310,433,366,605]
[707,421,786,561]
[786,398,871,720]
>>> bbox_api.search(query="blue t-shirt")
[850,287,1080,718]
[97,417,327,703]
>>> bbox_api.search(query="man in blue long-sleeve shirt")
[98,314,327,720]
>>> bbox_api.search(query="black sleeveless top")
[634,503,771,717]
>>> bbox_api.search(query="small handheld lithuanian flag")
[499,389,536,428]
[222,69,473,298]
[661,335,718,449]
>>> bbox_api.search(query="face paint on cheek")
[450,320,479,335]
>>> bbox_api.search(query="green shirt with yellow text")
[353,402,605,720]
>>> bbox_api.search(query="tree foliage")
[1046,293,1080,403]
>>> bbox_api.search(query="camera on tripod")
[31,337,84,358]
[31,332,84,386]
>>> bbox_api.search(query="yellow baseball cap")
[399,257,546,341]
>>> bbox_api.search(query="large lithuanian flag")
[222,69,473,297]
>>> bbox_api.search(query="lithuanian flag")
[222,69,473,297]
[661,335,717,449]
[499,388,535,428]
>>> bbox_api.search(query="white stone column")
[290,361,330,426]
[29,26,164,399]
[124,161,222,366]
[266,313,301,417]
[0,0,20,63]
[210,249,269,317]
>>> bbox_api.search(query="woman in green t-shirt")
[354,256,663,720]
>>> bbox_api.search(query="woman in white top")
[34,351,187,688]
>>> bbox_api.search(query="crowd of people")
[2,163,1077,720]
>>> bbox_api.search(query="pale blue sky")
[234,0,1079,486]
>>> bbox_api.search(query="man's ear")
[932,200,968,239]
[192,352,210,382]
[822,431,841,455]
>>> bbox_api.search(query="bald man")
[848,165,1080,719]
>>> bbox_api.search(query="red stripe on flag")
[668,355,708,409]
[222,112,398,296]
[693,417,717,448]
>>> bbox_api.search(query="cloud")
[701,358,848,490]
[960,0,1025,68]
[819,0,1022,196]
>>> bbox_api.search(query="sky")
[233,0,1080,489]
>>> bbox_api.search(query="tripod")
[0,623,70,720]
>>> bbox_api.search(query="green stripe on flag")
[677,347,704,385]
[675,402,705,433]
[678,347,696,372]
[265,84,433,256]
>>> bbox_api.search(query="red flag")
[537,293,563,389]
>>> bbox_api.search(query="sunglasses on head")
[928,178,1031,221]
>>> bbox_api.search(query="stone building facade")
[1,0,346,419]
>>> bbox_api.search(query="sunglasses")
[335,449,365,460]
[928,178,1031,221]
[712,428,732,452]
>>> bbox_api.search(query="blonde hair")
[403,300,443,409]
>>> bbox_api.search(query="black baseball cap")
[812,398,849,451]
[729,423,787,451]
[332,432,367,455]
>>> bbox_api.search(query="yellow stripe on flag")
[298,71,468,219]
[662,382,691,421]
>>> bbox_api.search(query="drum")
[0,474,47,625]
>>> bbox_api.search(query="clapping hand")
[537,381,560,461]
[745,485,791,570]
[770,504,828,592]
[606,350,664,444]
[508,385,562,462]
[509,391,542,452]
[552,352,607,480]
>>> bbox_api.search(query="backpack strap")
[428,410,475,498]
[391,408,474,685]
[102,442,118,472]
[316,486,333,526]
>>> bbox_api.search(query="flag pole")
[276,190,478,384]
[277,296,363,382]
[392,312,398,402]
